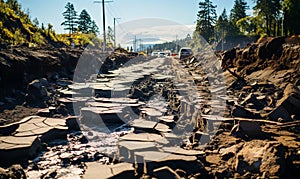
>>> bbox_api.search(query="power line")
[107,3,122,19]
[115,19,127,34]
[106,4,128,33]
[105,3,128,47]
[106,4,116,19]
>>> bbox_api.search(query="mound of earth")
[0,47,133,125]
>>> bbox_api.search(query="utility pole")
[281,16,284,36]
[114,17,121,49]
[132,36,142,52]
[139,39,143,51]
[94,0,113,51]
[175,35,178,53]
[133,36,137,52]
[222,29,224,51]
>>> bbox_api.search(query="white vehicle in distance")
[179,47,193,60]
[164,50,171,56]
[158,52,166,57]
[151,52,158,56]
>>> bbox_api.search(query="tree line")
[61,2,99,35]
[195,0,300,44]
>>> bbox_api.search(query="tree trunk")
[266,16,270,36]
[277,19,281,36]
[273,19,276,37]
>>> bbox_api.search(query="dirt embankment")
[0,47,82,89]
[178,38,300,178]
[0,47,133,124]
[218,37,300,124]
[0,47,82,120]
[0,47,134,91]
[221,37,300,78]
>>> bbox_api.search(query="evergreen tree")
[236,16,258,35]
[61,2,77,34]
[47,23,53,36]
[90,20,99,34]
[228,0,248,36]
[283,0,300,35]
[196,0,217,43]
[254,0,281,36]
[33,17,39,27]
[215,9,229,39]
[78,9,91,33]
[230,0,248,24]
[107,26,114,43]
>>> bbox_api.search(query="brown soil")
[0,106,39,126]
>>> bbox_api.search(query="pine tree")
[283,0,300,35]
[230,0,248,24]
[90,20,99,34]
[228,0,249,36]
[215,9,229,39]
[78,9,92,33]
[33,17,39,27]
[254,0,281,36]
[196,0,217,43]
[61,2,77,34]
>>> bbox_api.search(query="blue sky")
[18,0,254,34]
[17,0,255,46]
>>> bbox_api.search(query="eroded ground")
[0,38,300,178]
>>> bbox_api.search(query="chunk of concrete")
[83,162,134,179]
[134,151,199,176]
[0,136,40,165]
[120,133,163,142]
[130,119,157,129]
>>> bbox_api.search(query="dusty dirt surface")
[0,106,39,126]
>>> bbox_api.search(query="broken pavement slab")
[154,123,171,133]
[141,107,163,117]
[83,162,135,179]
[118,141,157,151]
[119,132,163,142]
[130,119,158,130]
[94,97,139,104]
[0,116,70,166]
[134,151,201,176]
[162,146,205,156]
[158,115,175,123]
[118,140,158,162]
[0,135,40,164]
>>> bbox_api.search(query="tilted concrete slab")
[0,116,69,166]
[83,162,135,178]
[130,119,158,129]
[120,132,163,142]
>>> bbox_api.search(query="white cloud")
[115,18,195,47]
